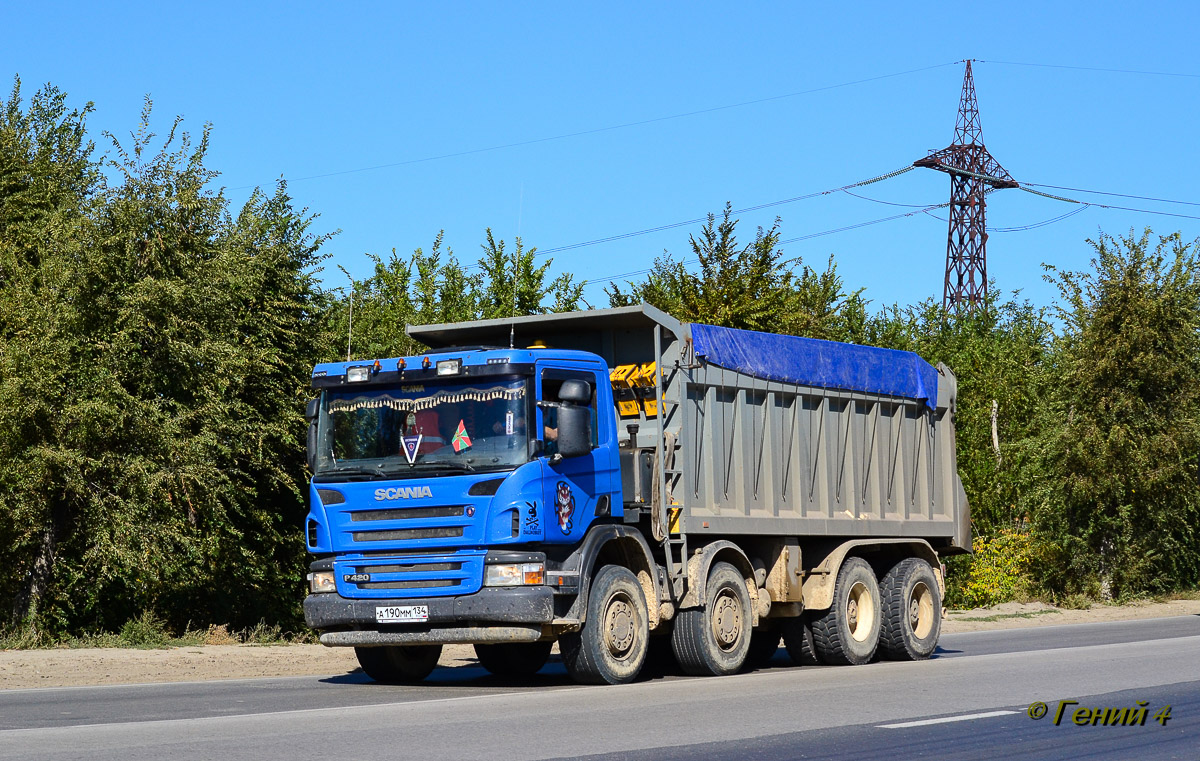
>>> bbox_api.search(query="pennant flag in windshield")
[402,434,423,465]
[452,420,472,452]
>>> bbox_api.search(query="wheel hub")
[909,581,934,639]
[846,580,874,642]
[711,592,743,649]
[604,598,635,657]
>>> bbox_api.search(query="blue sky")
[6,2,1199,313]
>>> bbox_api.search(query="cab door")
[537,364,618,543]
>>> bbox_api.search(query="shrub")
[954,529,1036,609]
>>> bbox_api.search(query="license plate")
[375,605,429,624]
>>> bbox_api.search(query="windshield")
[315,376,531,476]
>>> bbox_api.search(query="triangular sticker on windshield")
[402,434,423,465]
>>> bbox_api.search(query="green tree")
[607,204,867,341]
[1028,229,1200,599]
[335,229,584,360]
[0,90,331,635]
[0,79,98,627]
[475,229,583,319]
[608,204,794,331]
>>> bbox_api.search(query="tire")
[810,557,881,665]
[780,614,819,666]
[672,562,752,676]
[879,558,942,660]
[474,641,553,677]
[354,644,443,684]
[743,622,781,671]
[560,565,649,684]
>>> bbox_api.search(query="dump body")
[407,304,970,554]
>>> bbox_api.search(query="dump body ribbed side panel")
[680,360,964,541]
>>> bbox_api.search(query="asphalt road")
[1,615,1197,760]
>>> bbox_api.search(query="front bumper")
[304,585,557,646]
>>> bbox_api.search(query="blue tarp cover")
[691,323,938,410]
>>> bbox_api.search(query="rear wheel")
[879,558,942,660]
[672,562,752,676]
[561,565,649,684]
[781,614,818,666]
[810,557,881,665]
[355,644,443,684]
[474,641,553,677]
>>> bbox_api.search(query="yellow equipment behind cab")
[632,362,658,417]
[609,364,641,418]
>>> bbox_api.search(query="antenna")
[509,230,520,349]
[345,285,354,361]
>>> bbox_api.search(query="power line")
[1023,182,1200,207]
[582,203,948,287]
[841,189,937,208]
[227,62,958,191]
[993,205,1092,232]
[779,203,948,245]
[465,165,918,270]
[1019,186,1200,221]
[554,173,1200,283]
[981,60,1200,79]
[579,179,1199,289]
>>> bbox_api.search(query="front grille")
[334,551,485,599]
[354,548,449,557]
[350,506,464,522]
[365,562,461,573]
[359,579,456,590]
[351,526,464,542]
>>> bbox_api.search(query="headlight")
[484,562,545,587]
[436,359,462,376]
[308,571,336,593]
[346,366,370,383]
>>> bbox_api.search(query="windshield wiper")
[316,464,390,479]
[408,461,476,473]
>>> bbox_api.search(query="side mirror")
[305,398,320,422]
[558,379,591,404]
[556,405,591,459]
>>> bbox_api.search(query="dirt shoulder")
[941,598,1200,633]
[3,599,1198,690]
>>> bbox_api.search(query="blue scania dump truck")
[303,304,970,684]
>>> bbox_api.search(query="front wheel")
[355,644,443,684]
[561,565,649,684]
[474,641,553,677]
[672,562,752,676]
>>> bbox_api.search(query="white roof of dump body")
[406,304,685,348]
